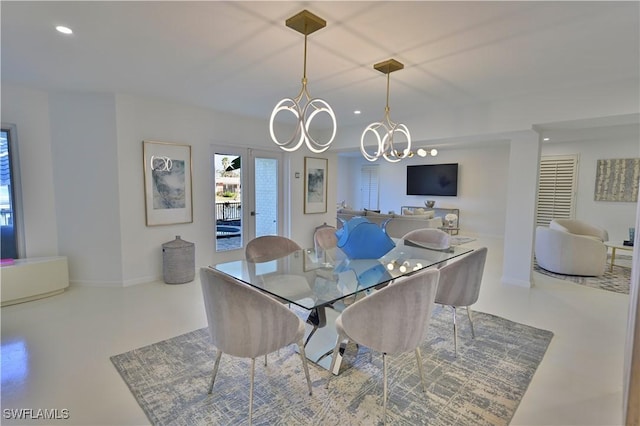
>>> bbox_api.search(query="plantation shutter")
[536,155,578,226]
[360,165,379,210]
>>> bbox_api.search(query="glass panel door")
[253,153,281,237]
[214,151,243,252]
[213,148,283,253]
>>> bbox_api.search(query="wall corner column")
[501,130,541,287]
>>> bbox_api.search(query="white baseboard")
[70,275,160,288]
[501,275,532,288]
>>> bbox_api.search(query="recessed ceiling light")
[354,110,361,115]
[56,26,73,35]
[543,137,550,141]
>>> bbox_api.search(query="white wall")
[49,92,123,285]
[541,135,639,241]
[338,133,639,244]
[3,82,637,286]
[1,85,58,257]
[287,149,338,249]
[2,86,339,286]
[114,94,337,284]
[337,143,510,238]
[116,95,274,284]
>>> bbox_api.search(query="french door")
[213,147,283,253]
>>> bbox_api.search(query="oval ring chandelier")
[269,10,336,154]
[360,59,412,163]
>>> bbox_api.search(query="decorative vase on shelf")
[444,213,458,228]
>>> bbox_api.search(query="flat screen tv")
[406,163,458,196]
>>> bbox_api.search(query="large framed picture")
[143,140,193,226]
[304,157,328,214]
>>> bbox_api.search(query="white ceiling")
[2,1,639,135]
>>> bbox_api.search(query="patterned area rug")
[533,255,631,295]
[111,306,553,426]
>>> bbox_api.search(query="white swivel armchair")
[200,267,312,425]
[535,219,608,276]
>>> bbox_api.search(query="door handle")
[251,211,257,216]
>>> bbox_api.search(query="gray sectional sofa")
[336,208,443,239]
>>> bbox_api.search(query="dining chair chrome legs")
[382,353,388,425]
[326,346,427,425]
[208,350,223,394]
[452,306,458,356]
[449,306,476,356]
[208,343,312,425]
[249,358,256,425]
[415,347,427,394]
[297,339,313,396]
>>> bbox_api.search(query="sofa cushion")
[408,207,426,215]
[338,210,443,238]
[398,210,435,219]
[366,211,394,220]
[337,208,366,216]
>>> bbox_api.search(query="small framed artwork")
[304,157,328,214]
[143,140,193,226]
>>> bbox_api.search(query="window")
[1,124,24,259]
[360,165,379,210]
[536,155,578,226]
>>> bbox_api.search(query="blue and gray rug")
[111,306,553,425]
[533,255,631,294]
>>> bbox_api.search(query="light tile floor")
[0,236,630,425]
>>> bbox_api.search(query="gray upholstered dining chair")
[435,247,488,356]
[200,267,313,425]
[245,235,302,263]
[313,223,338,267]
[401,228,451,270]
[245,236,309,304]
[326,268,440,424]
[245,235,319,350]
[402,228,450,248]
[313,223,338,251]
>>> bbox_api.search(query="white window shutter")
[536,155,578,227]
[360,165,379,210]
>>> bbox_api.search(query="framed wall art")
[594,158,640,202]
[304,157,328,214]
[143,140,193,226]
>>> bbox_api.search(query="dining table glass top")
[212,238,473,310]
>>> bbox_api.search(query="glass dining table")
[211,238,473,374]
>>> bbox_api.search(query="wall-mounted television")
[406,163,458,196]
